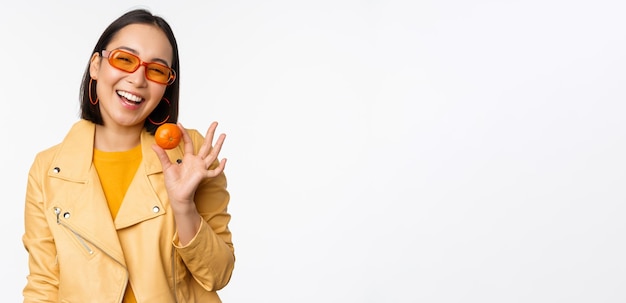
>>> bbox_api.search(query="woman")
[22,9,235,303]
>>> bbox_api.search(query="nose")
[126,64,149,87]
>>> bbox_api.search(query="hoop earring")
[89,78,98,105]
[148,97,171,125]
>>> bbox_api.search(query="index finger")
[177,122,195,155]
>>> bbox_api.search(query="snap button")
[53,167,60,173]
[152,206,160,213]
[63,212,70,219]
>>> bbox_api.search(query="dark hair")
[79,9,180,135]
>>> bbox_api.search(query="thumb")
[151,144,173,169]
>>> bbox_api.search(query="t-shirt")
[93,144,142,303]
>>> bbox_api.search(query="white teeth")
[117,91,143,103]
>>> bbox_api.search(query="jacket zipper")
[55,208,94,254]
[171,249,179,303]
[54,207,130,303]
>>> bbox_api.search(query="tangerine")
[155,123,182,149]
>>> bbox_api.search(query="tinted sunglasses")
[101,49,176,85]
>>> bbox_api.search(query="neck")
[94,124,144,152]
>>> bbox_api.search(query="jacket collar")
[48,119,181,181]
[48,119,97,182]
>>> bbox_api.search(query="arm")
[152,122,235,290]
[23,157,59,303]
[173,167,235,290]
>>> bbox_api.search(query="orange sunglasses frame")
[101,49,176,85]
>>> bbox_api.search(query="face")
[89,23,173,129]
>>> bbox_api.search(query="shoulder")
[30,142,60,169]
[32,120,87,160]
[29,119,94,172]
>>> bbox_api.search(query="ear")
[89,52,101,80]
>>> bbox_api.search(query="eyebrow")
[117,46,172,67]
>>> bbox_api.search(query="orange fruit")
[155,123,182,149]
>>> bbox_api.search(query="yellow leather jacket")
[23,120,235,303]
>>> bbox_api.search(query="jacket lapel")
[48,120,126,265]
[114,128,183,229]
[113,163,165,229]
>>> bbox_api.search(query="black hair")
[79,8,180,135]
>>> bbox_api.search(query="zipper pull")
[54,207,61,224]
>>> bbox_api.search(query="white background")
[1,1,625,302]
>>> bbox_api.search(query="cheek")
[95,67,123,90]
[147,87,169,110]
[94,80,108,100]
[150,86,168,103]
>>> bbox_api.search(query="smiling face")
[89,23,173,129]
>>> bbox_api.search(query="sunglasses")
[101,49,176,85]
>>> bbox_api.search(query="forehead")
[106,23,173,63]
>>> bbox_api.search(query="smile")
[117,90,144,104]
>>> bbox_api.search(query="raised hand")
[152,121,227,210]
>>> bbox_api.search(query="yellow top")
[93,144,141,303]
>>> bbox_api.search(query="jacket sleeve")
[171,129,235,291]
[22,155,59,303]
